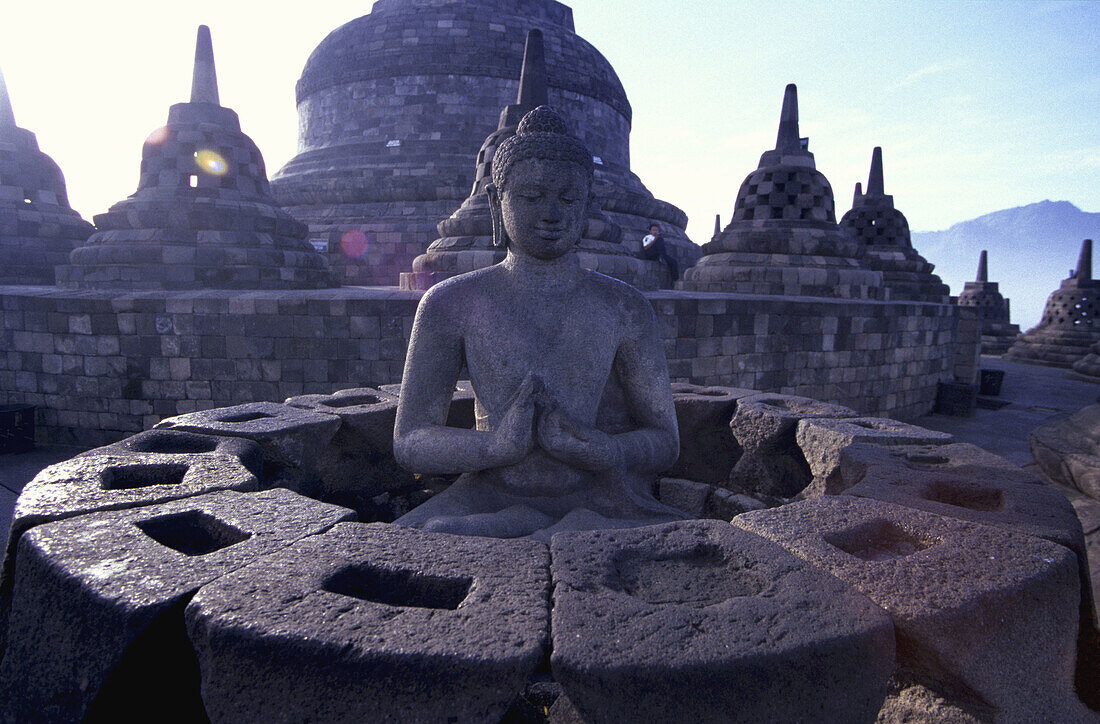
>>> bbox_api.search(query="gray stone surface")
[155,401,340,488]
[76,428,263,477]
[1006,239,1100,368]
[0,489,352,722]
[839,147,950,304]
[679,85,884,300]
[0,68,93,286]
[186,522,550,723]
[271,0,698,287]
[380,380,476,430]
[392,108,685,540]
[838,442,1100,710]
[956,250,1021,355]
[1031,403,1100,501]
[795,416,953,495]
[550,519,895,723]
[284,387,418,517]
[728,392,857,497]
[0,450,258,655]
[735,497,1091,721]
[57,27,330,290]
[666,383,753,484]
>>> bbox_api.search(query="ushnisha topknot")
[491,105,594,189]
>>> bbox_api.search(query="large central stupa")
[270,0,699,286]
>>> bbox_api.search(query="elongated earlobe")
[487,183,509,248]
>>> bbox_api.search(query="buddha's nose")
[543,198,563,222]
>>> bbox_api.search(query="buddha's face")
[498,158,590,261]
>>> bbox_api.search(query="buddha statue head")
[486,106,594,259]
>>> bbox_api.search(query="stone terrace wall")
[0,286,960,446]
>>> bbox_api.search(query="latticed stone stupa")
[270,0,699,287]
[1005,239,1100,367]
[400,30,669,291]
[956,250,1020,355]
[0,67,93,286]
[678,85,883,299]
[57,27,330,290]
[839,147,949,303]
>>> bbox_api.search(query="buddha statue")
[393,106,686,540]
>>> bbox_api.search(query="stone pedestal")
[680,85,883,300]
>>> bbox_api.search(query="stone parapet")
[0,285,960,446]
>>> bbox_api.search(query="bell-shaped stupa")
[400,30,667,290]
[0,67,93,285]
[58,27,331,290]
[270,0,699,287]
[1005,239,1100,367]
[678,84,883,299]
[956,250,1020,354]
[840,147,950,303]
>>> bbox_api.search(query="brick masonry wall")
[0,286,961,446]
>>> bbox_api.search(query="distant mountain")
[912,201,1100,330]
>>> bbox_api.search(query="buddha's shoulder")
[420,266,500,306]
[580,269,654,310]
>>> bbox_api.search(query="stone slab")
[667,383,754,483]
[796,417,953,495]
[76,428,263,478]
[550,519,895,723]
[0,489,353,722]
[735,497,1090,721]
[186,522,550,723]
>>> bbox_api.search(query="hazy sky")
[1,1,1096,242]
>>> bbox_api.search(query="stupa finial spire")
[713,214,721,237]
[190,25,220,105]
[516,29,548,108]
[1076,239,1094,282]
[867,146,884,196]
[0,65,16,129]
[977,250,988,283]
[775,83,800,153]
[853,182,862,205]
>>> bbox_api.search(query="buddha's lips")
[537,228,566,240]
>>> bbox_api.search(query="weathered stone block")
[0,489,352,722]
[550,520,895,723]
[76,428,263,477]
[379,380,476,429]
[155,401,340,488]
[186,523,549,722]
[735,497,1090,721]
[667,383,753,483]
[728,393,858,497]
[796,417,953,496]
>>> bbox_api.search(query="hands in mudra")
[489,373,621,472]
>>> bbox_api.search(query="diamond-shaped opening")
[136,510,251,556]
[217,411,274,423]
[323,565,471,610]
[610,544,764,607]
[825,519,936,561]
[129,431,218,455]
[923,479,1004,512]
[323,394,380,409]
[101,463,189,490]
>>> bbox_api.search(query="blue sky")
[2,1,1096,242]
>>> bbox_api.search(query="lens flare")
[194,149,228,176]
[145,126,170,146]
[340,230,370,258]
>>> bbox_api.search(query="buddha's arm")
[393,287,536,475]
[607,308,680,474]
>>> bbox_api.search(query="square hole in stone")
[323,565,471,610]
[101,463,189,490]
[825,519,936,562]
[923,479,1004,512]
[217,411,274,423]
[323,394,380,409]
[136,510,251,556]
[129,431,218,455]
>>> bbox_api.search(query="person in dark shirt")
[640,223,679,283]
